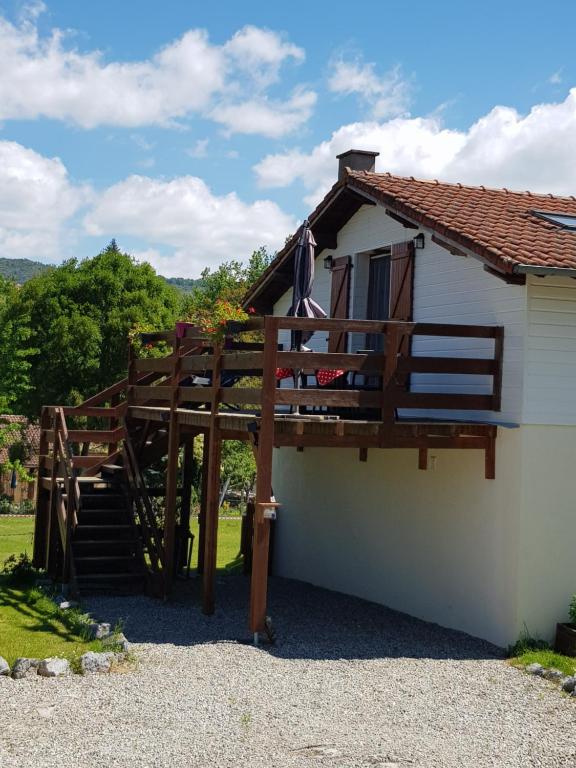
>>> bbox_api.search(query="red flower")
[145,343,153,350]
[248,306,256,314]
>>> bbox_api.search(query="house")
[33,149,576,649]
[0,415,39,504]
[242,150,576,648]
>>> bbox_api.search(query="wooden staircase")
[33,326,212,596]
[72,475,145,594]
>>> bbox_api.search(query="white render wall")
[272,424,576,647]
[524,275,576,425]
[272,430,522,648]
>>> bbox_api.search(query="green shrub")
[507,625,550,657]
[2,552,37,585]
[569,595,576,625]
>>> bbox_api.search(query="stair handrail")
[51,407,81,586]
[122,421,164,573]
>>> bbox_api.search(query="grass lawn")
[0,514,242,668]
[0,516,34,564]
[510,649,576,677]
[0,583,103,668]
[190,516,243,572]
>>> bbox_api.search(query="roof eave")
[512,264,576,278]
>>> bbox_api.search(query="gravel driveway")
[1,575,575,768]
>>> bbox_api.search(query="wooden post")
[196,432,209,575]
[202,343,223,615]
[178,434,195,574]
[418,448,428,470]
[249,317,279,637]
[162,335,183,597]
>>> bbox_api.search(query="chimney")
[336,149,379,182]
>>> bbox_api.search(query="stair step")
[74,524,134,540]
[73,539,137,556]
[80,493,126,510]
[75,555,138,575]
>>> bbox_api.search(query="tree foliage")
[181,247,272,320]
[11,242,182,418]
[0,276,35,413]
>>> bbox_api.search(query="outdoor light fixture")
[413,233,425,249]
[323,254,334,270]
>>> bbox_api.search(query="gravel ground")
[1,575,576,768]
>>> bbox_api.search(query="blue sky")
[1,0,576,277]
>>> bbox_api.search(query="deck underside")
[129,405,497,460]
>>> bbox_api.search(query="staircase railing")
[48,407,81,588]
[122,424,164,576]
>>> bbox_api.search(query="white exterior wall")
[272,423,576,647]
[524,275,576,424]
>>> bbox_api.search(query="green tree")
[0,276,35,413]
[13,242,182,418]
[181,246,272,320]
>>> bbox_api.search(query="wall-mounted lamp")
[413,233,425,249]
[323,254,334,270]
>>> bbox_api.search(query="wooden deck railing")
[127,316,504,422]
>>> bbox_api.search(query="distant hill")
[0,257,50,283]
[0,257,201,293]
[163,276,202,294]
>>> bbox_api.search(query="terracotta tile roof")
[245,170,576,310]
[0,415,40,468]
[347,171,576,272]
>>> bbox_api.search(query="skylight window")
[531,210,576,230]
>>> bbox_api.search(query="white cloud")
[255,89,576,204]
[210,88,317,138]
[223,25,304,87]
[186,139,209,159]
[549,69,563,85]
[0,140,88,259]
[328,59,411,119]
[0,10,313,136]
[83,175,297,277]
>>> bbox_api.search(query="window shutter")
[328,256,352,353]
[389,240,415,321]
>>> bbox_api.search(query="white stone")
[38,658,71,677]
[0,656,10,676]
[80,651,115,674]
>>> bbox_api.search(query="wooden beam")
[250,317,279,637]
[418,448,428,470]
[181,434,195,568]
[385,208,419,229]
[196,434,210,575]
[485,437,496,480]
[483,265,526,285]
[202,343,223,615]
[162,336,183,597]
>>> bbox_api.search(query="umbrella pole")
[292,330,302,416]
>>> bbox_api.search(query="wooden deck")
[34,315,504,643]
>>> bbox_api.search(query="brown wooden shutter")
[389,240,415,386]
[389,240,415,321]
[328,256,352,353]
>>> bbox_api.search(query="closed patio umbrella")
[288,220,327,351]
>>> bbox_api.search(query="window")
[531,210,576,230]
[366,254,391,351]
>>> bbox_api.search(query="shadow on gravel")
[83,574,503,662]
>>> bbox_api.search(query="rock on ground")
[0,656,10,676]
[11,658,40,679]
[37,658,70,678]
[80,651,115,674]
[1,575,576,768]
